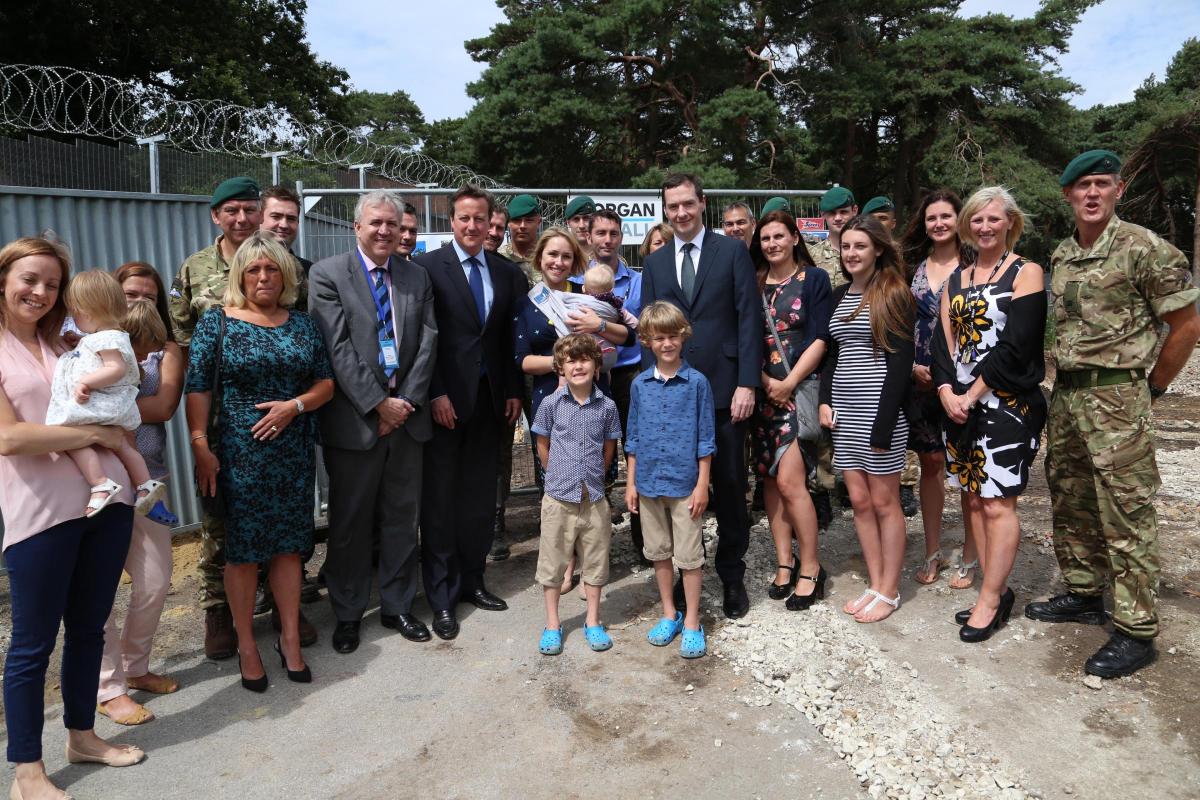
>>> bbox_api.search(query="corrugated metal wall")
[0,186,338,535]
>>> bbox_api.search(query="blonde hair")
[583,264,614,294]
[959,186,1026,251]
[223,231,300,308]
[531,227,586,281]
[637,301,692,344]
[639,223,674,258]
[123,298,168,352]
[66,269,127,330]
[0,235,72,344]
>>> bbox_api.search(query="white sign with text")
[569,195,662,240]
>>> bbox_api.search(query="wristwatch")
[597,319,607,333]
[294,398,305,414]
[1149,384,1167,400]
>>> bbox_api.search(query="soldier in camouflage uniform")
[1026,150,1200,678]
[171,176,312,659]
[499,193,540,285]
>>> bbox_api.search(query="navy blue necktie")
[467,256,487,324]
[372,267,396,378]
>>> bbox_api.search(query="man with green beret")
[808,186,857,291]
[499,193,542,283]
[1026,149,1200,678]
[565,195,596,251]
[863,196,897,233]
[169,176,313,658]
[759,196,790,218]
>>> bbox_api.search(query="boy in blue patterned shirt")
[531,334,623,655]
[624,302,716,658]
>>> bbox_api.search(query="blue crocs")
[539,627,563,655]
[647,611,684,647]
[584,624,613,652]
[680,625,706,659]
[146,500,179,527]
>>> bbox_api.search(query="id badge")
[380,339,399,369]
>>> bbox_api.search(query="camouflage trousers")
[1044,382,1160,638]
[198,511,228,610]
[811,429,836,493]
[900,450,919,488]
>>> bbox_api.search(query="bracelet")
[190,434,208,443]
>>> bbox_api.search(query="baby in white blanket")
[556,265,638,371]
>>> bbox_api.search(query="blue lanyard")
[356,250,392,329]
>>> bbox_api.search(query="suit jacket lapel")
[387,256,410,343]
[482,251,506,331]
[346,252,387,385]
[690,230,719,302]
[444,245,483,331]
[668,239,693,309]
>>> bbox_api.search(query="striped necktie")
[372,267,396,378]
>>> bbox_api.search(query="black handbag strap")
[207,309,226,428]
[760,279,796,375]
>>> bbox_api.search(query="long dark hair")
[838,215,913,353]
[899,189,974,273]
[749,211,815,290]
[113,261,175,341]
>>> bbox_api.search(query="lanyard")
[356,250,392,330]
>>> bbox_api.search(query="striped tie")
[373,267,396,378]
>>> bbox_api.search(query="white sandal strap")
[955,559,979,578]
[861,589,900,611]
[923,550,944,567]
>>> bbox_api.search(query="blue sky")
[305,0,1199,122]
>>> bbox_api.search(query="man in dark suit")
[309,189,438,653]
[640,172,760,619]
[414,184,526,640]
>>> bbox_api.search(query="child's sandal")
[583,624,612,652]
[86,478,124,518]
[539,627,563,656]
[646,612,684,647]
[134,479,168,516]
[679,625,706,659]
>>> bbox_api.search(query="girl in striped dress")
[818,216,916,623]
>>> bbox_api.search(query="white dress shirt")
[673,226,706,287]
[451,238,494,318]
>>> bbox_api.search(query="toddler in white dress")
[46,270,166,517]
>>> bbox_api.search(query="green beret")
[862,196,894,215]
[564,196,596,218]
[1059,149,1122,186]
[759,197,791,217]
[210,176,261,208]
[819,186,856,213]
[507,193,540,219]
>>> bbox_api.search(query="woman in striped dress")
[818,216,916,623]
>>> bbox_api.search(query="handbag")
[760,282,821,441]
[196,310,227,518]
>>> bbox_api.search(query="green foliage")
[342,90,427,150]
[0,0,349,124]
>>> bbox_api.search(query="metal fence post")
[348,163,373,190]
[295,180,306,259]
[267,151,289,185]
[135,134,166,193]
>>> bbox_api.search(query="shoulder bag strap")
[208,310,225,430]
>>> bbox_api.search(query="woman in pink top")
[0,237,145,800]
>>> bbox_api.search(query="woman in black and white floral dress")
[932,186,1047,644]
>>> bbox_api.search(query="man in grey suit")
[309,189,438,654]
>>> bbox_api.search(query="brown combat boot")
[204,605,237,660]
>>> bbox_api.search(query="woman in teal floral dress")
[186,232,333,690]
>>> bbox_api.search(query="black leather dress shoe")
[1024,592,1106,625]
[466,586,508,611]
[331,621,361,654]
[382,613,431,642]
[270,607,318,647]
[1085,632,1156,678]
[723,580,750,619]
[300,571,322,604]
[432,610,459,640]
[673,576,686,611]
[253,583,274,616]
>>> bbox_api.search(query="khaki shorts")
[640,495,704,570]
[535,495,612,587]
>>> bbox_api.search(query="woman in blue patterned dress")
[186,232,333,690]
[931,187,1046,643]
[899,190,981,590]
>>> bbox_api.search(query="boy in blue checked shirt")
[624,302,716,658]
[532,334,623,655]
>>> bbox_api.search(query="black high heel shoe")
[275,638,312,683]
[785,565,827,611]
[768,556,799,600]
[959,588,1015,643]
[238,650,268,693]
[954,607,973,625]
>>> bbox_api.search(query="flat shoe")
[96,700,155,726]
[583,624,612,652]
[10,781,73,799]
[647,612,684,647]
[539,627,563,655]
[125,673,179,694]
[65,742,145,767]
[680,625,706,658]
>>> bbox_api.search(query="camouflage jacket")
[498,241,539,284]
[1051,215,1198,372]
[168,236,308,347]
[806,236,845,289]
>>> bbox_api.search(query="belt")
[1056,367,1145,389]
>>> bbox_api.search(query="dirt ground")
[1,349,1198,799]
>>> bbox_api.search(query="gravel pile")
[663,518,1039,800]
